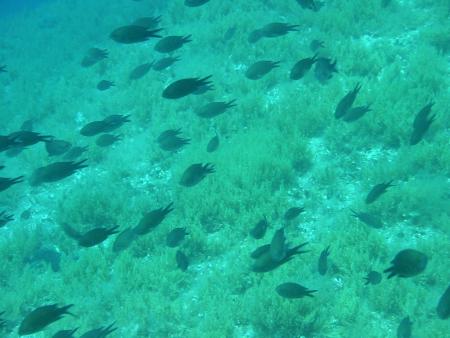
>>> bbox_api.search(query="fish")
[314,57,337,83]
[276,282,317,298]
[52,328,79,338]
[397,316,412,338]
[97,80,114,91]
[290,54,318,80]
[8,131,52,147]
[79,322,117,338]
[29,160,87,186]
[24,246,62,272]
[45,139,72,156]
[185,0,210,7]
[384,249,428,279]
[166,227,188,247]
[132,16,161,29]
[157,128,190,151]
[245,60,280,80]
[0,210,14,228]
[18,304,74,336]
[78,226,119,247]
[410,102,436,145]
[318,245,330,275]
[436,285,450,319]
[249,217,268,239]
[251,242,308,272]
[196,100,236,118]
[179,163,215,187]
[176,250,189,271]
[260,23,299,38]
[95,134,122,147]
[363,271,382,285]
[350,209,383,229]
[334,83,362,119]
[0,176,24,192]
[206,134,219,152]
[284,207,304,221]
[134,203,174,235]
[154,35,192,53]
[310,39,324,52]
[0,135,19,152]
[270,228,287,262]
[110,25,163,44]
[153,56,181,71]
[80,115,130,136]
[81,48,108,67]
[129,62,153,80]
[162,75,213,99]
[365,180,394,204]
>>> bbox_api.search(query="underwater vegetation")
[0,0,449,337]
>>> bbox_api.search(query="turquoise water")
[0,0,449,337]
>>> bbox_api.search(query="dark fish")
[79,322,117,338]
[223,25,237,41]
[284,207,304,221]
[290,54,318,80]
[365,180,394,204]
[63,145,88,160]
[364,271,382,285]
[166,227,188,247]
[350,209,383,229]
[157,128,190,151]
[297,0,320,11]
[153,56,181,71]
[397,316,412,338]
[78,226,119,247]
[318,246,330,275]
[176,250,189,271]
[410,102,436,145]
[95,134,122,147]
[97,80,114,91]
[245,60,280,80]
[251,242,308,273]
[310,39,324,52]
[110,25,163,44]
[276,282,317,298]
[334,83,362,119]
[81,48,108,67]
[0,135,19,152]
[179,163,215,187]
[206,135,219,152]
[112,227,137,253]
[342,104,371,122]
[196,100,236,118]
[0,65,6,73]
[260,23,299,38]
[437,285,450,319]
[248,29,263,43]
[18,304,73,336]
[0,176,24,192]
[24,246,61,272]
[129,62,153,80]
[52,328,78,338]
[314,57,337,83]
[45,139,72,156]
[384,249,428,279]
[270,228,287,262]
[154,35,192,53]
[185,0,209,7]
[30,160,87,186]
[0,210,14,228]
[162,75,213,99]
[80,115,130,136]
[134,203,174,235]
[8,131,52,147]
[249,217,268,239]
[132,16,161,29]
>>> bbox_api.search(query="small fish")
[154,35,192,53]
[365,180,394,204]
[350,209,383,229]
[81,48,108,67]
[95,134,122,147]
[260,23,299,38]
[18,304,74,336]
[363,271,382,285]
[249,217,268,239]
[245,60,280,80]
[270,228,287,262]
[157,128,190,151]
[284,207,304,221]
[29,160,87,186]
[110,25,162,44]
[176,250,189,271]
[196,100,236,118]
[310,39,324,52]
[314,57,337,83]
[251,242,308,273]
[162,75,213,99]
[134,203,174,235]
[97,80,114,91]
[0,176,24,192]
[0,135,19,152]
[397,316,412,338]
[80,115,130,136]
[79,322,117,338]
[132,16,161,29]
[410,102,436,145]
[384,249,428,279]
[436,285,450,319]
[179,163,215,187]
[185,0,210,7]
[166,227,188,247]
[45,139,72,156]
[78,226,119,247]
[8,131,52,147]
[318,245,330,275]
[129,62,153,80]
[276,282,317,298]
[206,134,219,152]
[334,83,362,119]
[24,246,62,272]
[153,56,181,71]
[52,328,78,338]
[0,210,14,228]
[290,54,318,80]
